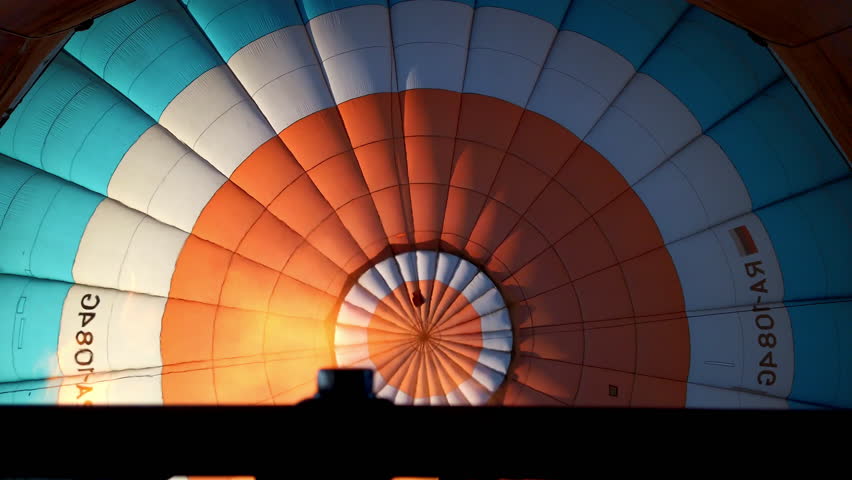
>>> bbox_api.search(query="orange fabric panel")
[467,199,519,257]
[267,173,334,237]
[501,379,566,406]
[434,303,480,335]
[398,353,423,398]
[372,187,412,244]
[213,362,271,405]
[554,219,617,280]
[432,343,475,382]
[635,318,690,381]
[594,189,664,261]
[508,110,580,176]
[337,92,395,147]
[399,89,461,137]
[583,322,636,372]
[236,210,302,271]
[464,239,492,266]
[556,143,628,213]
[410,183,448,239]
[574,366,634,407]
[374,293,416,332]
[630,375,687,408]
[483,251,513,282]
[169,235,232,304]
[489,154,549,213]
[456,93,524,150]
[511,248,571,299]
[521,283,582,327]
[161,367,217,405]
[499,275,527,306]
[523,325,584,364]
[442,186,486,243]
[230,137,304,206]
[268,275,337,320]
[213,306,266,360]
[272,380,319,405]
[490,219,548,276]
[264,314,327,357]
[525,181,589,243]
[161,299,216,365]
[572,265,634,323]
[406,136,454,184]
[519,356,581,405]
[282,242,348,295]
[308,150,370,209]
[355,140,402,192]
[192,181,265,252]
[449,140,503,193]
[621,247,686,318]
[279,107,351,170]
[429,285,463,330]
[219,254,279,311]
[336,195,389,262]
[306,214,367,273]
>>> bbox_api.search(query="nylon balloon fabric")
[0,0,850,408]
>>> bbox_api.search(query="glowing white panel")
[670,136,752,225]
[463,7,555,107]
[335,344,373,368]
[472,363,503,391]
[110,125,226,232]
[334,324,369,346]
[374,257,405,291]
[73,199,145,289]
[470,288,504,317]
[445,387,467,406]
[159,65,275,177]
[358,267,393,299]
[413,396,428,405]
[634,161,708,242]
[457,378,490,405]
[435,252,462,286]
[57,367,163,406]
[668,230,735,311]
[477,349,510,374]
[394,389,413,405]
[337,301,373,327]
[59,286,114,377]
[343,283,381,313]
[481,309,511,333]
[391,0,472,91]
[587,74,702,184]
[428,395,448,406]
[395,252,418,284]
[229,26,335,132]
[415,250,437,282]
[106,373,163,405]
[118,216,188,297]
[107,291,164,371]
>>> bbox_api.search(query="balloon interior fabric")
[0,0,850,408]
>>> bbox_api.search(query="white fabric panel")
[358,267,393,299]
[308,5,393,102]
[461,271,495,303]
[670,136,752,225]
[343,283,380,313]
[415,250,437,282]
[413,396,429,405]
[59,286,113,377]
[471,288,504,317]
[159,65,275,177]
[377,383,398,401]
[337,301,373,327]
[334,343,371,366]
[334,324,368,346]
[147,152,226,232]
[109,125,226,232]
[738,303,794,398]
[687,309,743,387]
[587,74,702,184]
[394,252,418,284]
[472,363,503,391]
[428,395,448,406]
[482,330,512,352]
[457,378,489,405]
[445,387,467,406]
[481,309,511,333]
[477,349,510,374]
[374,257,405,291]
[322,47,393,103]
[634,161,709,243]
[395,43,467,91]
[463,7,554,107]
[392,0,472,91]
[118,216,189,297]
[435,252,461,286]
[57,367,163,406]
[73,199,144,289]
[686,384,789,409]
[106,373,163,405]
[229,26,335,132]
[449,259,478,292]
[709,214,785,306]
[107,291,164,371]
[668,230,735,311]
[526,70,612,139]
[394,389,413,405]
